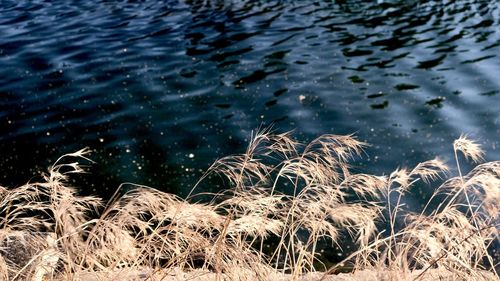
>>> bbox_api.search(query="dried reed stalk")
[0,132,497,281]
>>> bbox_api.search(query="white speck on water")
[126,149,131,153]
[299,95,306,103]
[188,153,194,158]
[99,138,104,143]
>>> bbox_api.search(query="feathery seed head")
[454,134,484,163]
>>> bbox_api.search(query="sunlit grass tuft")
[0,130,498,280]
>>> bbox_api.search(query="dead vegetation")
[0,130,498,280]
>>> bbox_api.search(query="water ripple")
[0,0,498,199]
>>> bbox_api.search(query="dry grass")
[0,130,498,280]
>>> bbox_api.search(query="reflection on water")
[0,0,499,201]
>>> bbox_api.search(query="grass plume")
[0,131,498,280]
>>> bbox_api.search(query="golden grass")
[0,130,498,280]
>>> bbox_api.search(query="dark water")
[1,0,499,201]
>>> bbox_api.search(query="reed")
[0,131,497,280]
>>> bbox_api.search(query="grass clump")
[0,130,498,280]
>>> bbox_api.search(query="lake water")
[1,0,499,201]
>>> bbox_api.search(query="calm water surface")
[1,0,499,202]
